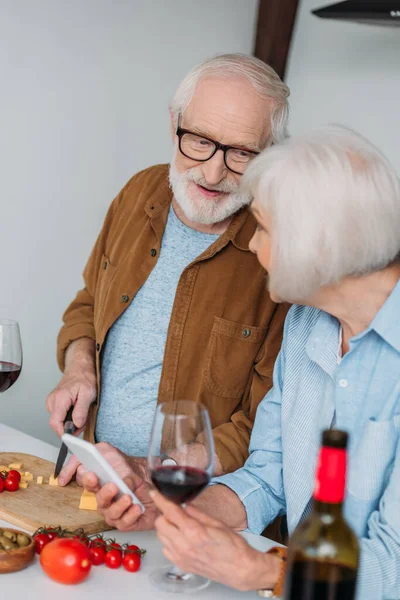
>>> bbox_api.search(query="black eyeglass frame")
[175,116,260,175]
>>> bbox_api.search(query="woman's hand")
[152,490,280,591]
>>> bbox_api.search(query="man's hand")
[153,490,281,591]
[58,442,157,532]
[80,447,157,532]
[57,442,149,487]
[83,474,157,532]
[46,338,96,436]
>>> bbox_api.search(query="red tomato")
[46,529,59,541]
[40,538,92,584]
[34,533,51,554]
[4,477,19,492]
[0,478,4,493]
[122,552,141,572]
[89,545,106,566]
[126,544,140,552]
[7,470,21,482]
[104,549,122,569]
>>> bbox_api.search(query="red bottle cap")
[314,446,346,503]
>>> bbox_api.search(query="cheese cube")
[36,476,44,485]
[9,463,23,469]
[24,472,33,481]
[49,475,59,486]
[0,465,9,472]
[19,481,29,489]
[79,489,98,511]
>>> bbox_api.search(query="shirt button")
[103,261,108,270]
[150,248,157,257]
[339,379,348,388]
[96,343,100,351]
[121,294,129,303]
[242,328,251,338]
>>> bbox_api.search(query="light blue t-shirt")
[95,205,218,456]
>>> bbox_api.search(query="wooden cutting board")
[0,452,113,534]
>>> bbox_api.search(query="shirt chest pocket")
[347,414,400,503]
[94,253,118,327]
[203,317,268,399]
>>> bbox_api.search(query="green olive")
[0,538,17,551]
[3,530,17,543]
[17,533,31,547]
[0,535,11,546]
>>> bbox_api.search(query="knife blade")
[54,406,77,478]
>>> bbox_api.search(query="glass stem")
[167,564,191,581]
[168,506,190,580]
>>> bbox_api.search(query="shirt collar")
[306,310,341,377]
[306,278,400,372]
[369,278,400,353]
[144,172,172,217]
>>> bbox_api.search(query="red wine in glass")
[151,465,210,505]
[0,320,22,394]
[0,361,21,393]
[148,400,215,593]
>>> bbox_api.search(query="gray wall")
[0,0,258,445]
[286,0,400,170]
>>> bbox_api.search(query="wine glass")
[0,320,22,394]
[148,400,215,593]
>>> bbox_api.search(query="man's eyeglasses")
[176,116,260,175]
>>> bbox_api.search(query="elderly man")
[46,54,290,492]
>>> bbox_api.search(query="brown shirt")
[57,164,288,474]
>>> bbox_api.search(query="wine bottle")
[284,429,359,600]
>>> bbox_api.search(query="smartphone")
[61,433,145,513]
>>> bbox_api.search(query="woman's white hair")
[170,53,290,145]
[242,125,400,302]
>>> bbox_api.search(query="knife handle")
[64,406,76,434]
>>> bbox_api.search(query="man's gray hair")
[170,53,290,145]
[242,125,400,302]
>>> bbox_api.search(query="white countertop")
[0,423,274,599]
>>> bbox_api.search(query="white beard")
[169,155,251,225]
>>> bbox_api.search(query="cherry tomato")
[34,533,51,554]
[46,529,59,542]
[0,478,4,493]
[40,538,92,584]
[4,477,19,491]
[104,549,122,569]
[90,536,106,548]
[73,535,90,547]
[122,552,141,572]
[126,544,140,552]
[89,545,106,566]
[109,542,122,552]
[7,470,21,483]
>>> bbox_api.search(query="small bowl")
[0,528,35,574]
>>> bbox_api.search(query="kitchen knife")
[54,406,77,478]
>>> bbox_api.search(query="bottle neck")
[313,445,347,506]
[312,499,344,518]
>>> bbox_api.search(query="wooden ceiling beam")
[254,0,300,80]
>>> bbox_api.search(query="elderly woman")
[150,126,400,600]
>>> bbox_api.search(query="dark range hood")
[312,1,400,26]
